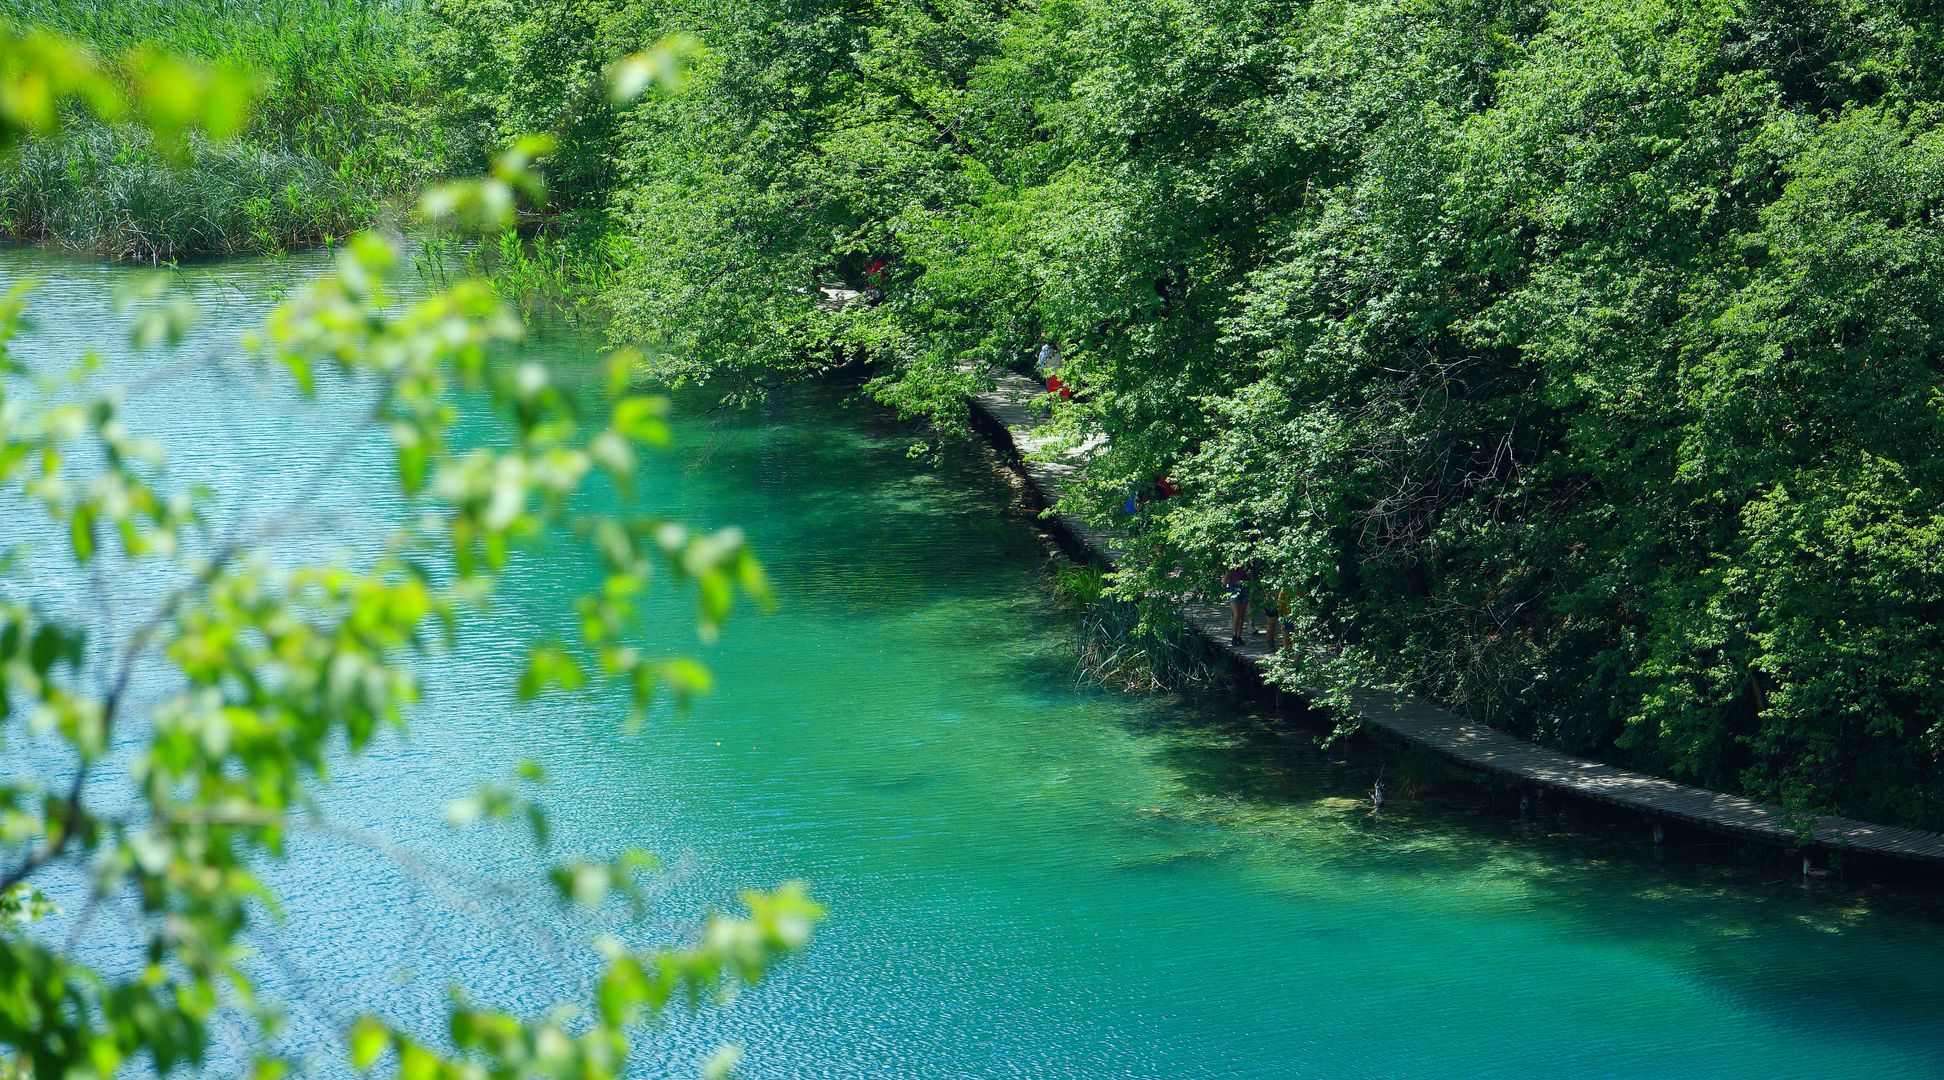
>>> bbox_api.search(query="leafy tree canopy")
[584,0,1944,828]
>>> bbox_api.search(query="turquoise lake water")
[8,246,1944,1078]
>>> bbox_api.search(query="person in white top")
[1037,341,1070,400]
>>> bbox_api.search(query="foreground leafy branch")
[1,26,818,1080]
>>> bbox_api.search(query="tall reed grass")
[0,0,444,257]
[0,124,362,259]
[1050,562,1219,691]
[417,228,620,325]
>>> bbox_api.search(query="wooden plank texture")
[968,368,1944,865]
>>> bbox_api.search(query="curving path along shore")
[967,367,1944,868]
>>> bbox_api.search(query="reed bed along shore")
[0,0,444,259]
[0,126,365,260]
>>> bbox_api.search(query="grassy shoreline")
[0,124,367,260]
[0,0,442,259]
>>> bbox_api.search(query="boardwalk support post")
[1652,821,1666,846]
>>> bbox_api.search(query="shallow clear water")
[9,246,1944,1078]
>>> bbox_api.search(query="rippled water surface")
[9,247,1944,1079]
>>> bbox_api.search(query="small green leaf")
[348,1017,388,1071]
[519,644,584,700]
[70,503,95,562]
[605,347,642,397]
[660,658,714,704]
[612,395,672,445]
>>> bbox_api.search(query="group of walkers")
[1223,563,1294,651]
[1036,336,1297,654]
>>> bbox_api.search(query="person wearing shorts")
[1262,586,1294,651]
[1224,566,1252,647]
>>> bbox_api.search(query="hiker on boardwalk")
[1261,585,1294,652]
[1123,473,1180,520]
[862,254,889,304]
[1224,564,1253,647]
[1037,340,1072,400]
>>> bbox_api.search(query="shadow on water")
[795,378,1944,1044]
[1082,687,1944,1043]
[1094,664,1944,1018]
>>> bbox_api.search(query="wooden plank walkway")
[968,368,1944,866]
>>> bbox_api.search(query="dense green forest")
[10,0,1944,829]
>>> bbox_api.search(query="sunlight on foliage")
[586,0,1944,830]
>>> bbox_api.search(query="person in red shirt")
[1037,340,1071,400]
[863,255,889,304]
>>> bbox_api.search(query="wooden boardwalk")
[969,368,1944,866]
